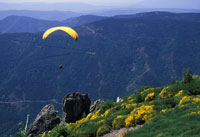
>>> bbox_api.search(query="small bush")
[182,69,193,84]
[45,125,68,137]
[159,86,176,99]
[96,124,111,136]
[16,122,25,137]
[125,115,135,127]
[145,92,155,101]
[112,115,126,129]
[99,100,115,114]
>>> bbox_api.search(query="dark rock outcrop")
[62,92,91,123]
[27,104,60,137]
[90,99,104,113]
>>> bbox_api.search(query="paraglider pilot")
[59,64,63,70]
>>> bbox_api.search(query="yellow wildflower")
[160,109,167,113]
[98,120,106,125]
[190,112,197,115]
[131,105,154,121]
[128,99,135,103]
[103,109,110,117]
[90,114,98,120]
[125,103,137,109]
[175,90,184,97]
[140,88,154,95]
[159,86,174,99]
[193,98,200,103]
[41,133,46,137]
[143,88,155,92]
[179,96,191,104]
[145,92,155,101]
[116,115,123,119]
[125,115,134,127]
[96,124,111,136]
[96,109,101,115]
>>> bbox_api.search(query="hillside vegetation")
[41,70,200,137]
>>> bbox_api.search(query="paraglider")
[59,64,63,70]
[42,26,78,40]
[42,26,78,70]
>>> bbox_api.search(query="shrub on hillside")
[145,92,155,101]
[112,115,126,129]
[159,86,176,99]
[45,125,68,137]
[96,124,111,136]
[125,115,135,127]
[99,100,115,114]
[182,69,193,84]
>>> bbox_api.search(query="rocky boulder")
[62,92,91,123]
[90,99,104,113]
[27,104,60,137]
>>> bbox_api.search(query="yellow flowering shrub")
[188,110,200,115]
[159,86,174,99]
[175,90,184,97]
[98,119,106,125]
[75,113,92,124]
[145,92,155,101]
[190,112,197,115]
[67,123,75,129]
[41,133,46,137]
[96,124,111,136]
[125,103,137,109]
[160,109,167,113]
[103,109,110,117]
[96,109,101,115]
[140,88,154,95]
[128,99,135,103]
[112,115,126,129]
[130,105,154,121]
[179,96,191,105]
[193,98,200,103]
[160,108,174,113]
[125,115,135,127]
[90,114,98,120]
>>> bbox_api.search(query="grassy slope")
[43,74,200,137]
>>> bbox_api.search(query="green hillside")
[42,70,200,137]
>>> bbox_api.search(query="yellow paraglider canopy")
[42,26,78,40]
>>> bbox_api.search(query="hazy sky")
[0,0,143,5]
[0,0,199,9]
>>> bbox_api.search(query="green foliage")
[44,77,200,137]
[171,77,200,95]
[16,122,25,137]
[182,69,193,84]
[99,100,116,114]
[135,92,143,103]
[96,124,111,137]
[45,125,68,137]
[112,116,126,130]
[124,103,200,137]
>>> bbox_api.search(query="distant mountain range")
[0,10,81,21]
[0,15,107,33]
[0,12,200,136]
[0,8,200,22]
